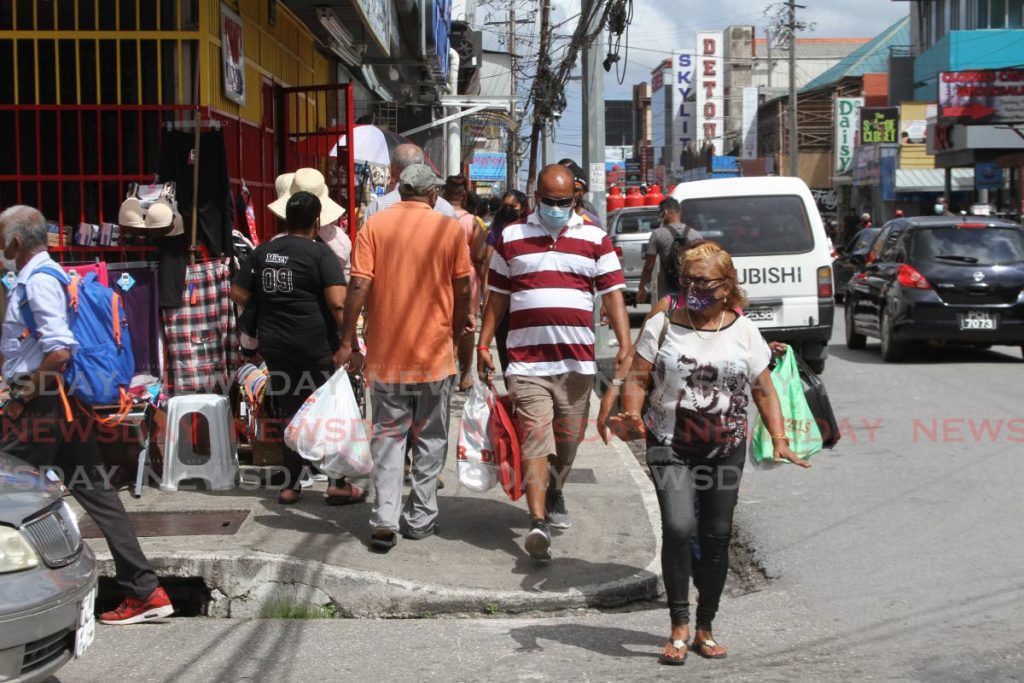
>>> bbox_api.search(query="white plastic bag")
[457,383,498,492]
[284,369,373,479]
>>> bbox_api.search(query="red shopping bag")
[487,383,523,502]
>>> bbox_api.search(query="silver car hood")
[0,452,63,526]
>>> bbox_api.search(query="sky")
[545,0,911,165]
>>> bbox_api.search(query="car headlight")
[0,525,40,573]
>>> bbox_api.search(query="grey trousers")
[369,375,455,533]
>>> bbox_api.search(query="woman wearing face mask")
[443,175,485,391]
[606,241,809,666]
[473,190,529,372]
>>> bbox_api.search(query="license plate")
[746,307,776,322]
[75,587,96,657]
[959,311,998,331]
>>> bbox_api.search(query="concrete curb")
[94,393,665,618]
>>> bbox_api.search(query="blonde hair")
[680,241,748,310]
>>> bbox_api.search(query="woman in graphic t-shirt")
[608,241,810,666]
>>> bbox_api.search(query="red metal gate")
[278,83,356,242]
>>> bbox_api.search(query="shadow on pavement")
[829,342,1021,365]
[508,623,663,658]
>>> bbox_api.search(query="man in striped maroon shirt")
[477,165,632,560]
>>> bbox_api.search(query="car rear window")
[679,195,814,256]
[913,226,1024,265]
[613,210,659,235]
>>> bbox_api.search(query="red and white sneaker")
[99,587,174,625]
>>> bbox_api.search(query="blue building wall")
[914,30,1024,100]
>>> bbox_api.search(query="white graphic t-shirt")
[635,311,771,459]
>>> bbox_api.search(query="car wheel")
[845,302,866,350]
[879,309,905,362]
[805,358,826,374]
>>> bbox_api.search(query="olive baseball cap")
[399,164,444,195]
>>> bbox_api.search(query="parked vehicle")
[0,452,97,682]
[672,177,835,373]
[845,216,1024,361]
[607,205,660,305]
[834,227,881,301]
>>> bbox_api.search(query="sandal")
[324,483,369,506]
[691,637,728,659]
[369,529,397,553]
[658,639,687,666]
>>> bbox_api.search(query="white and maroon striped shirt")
[488,210,625,377]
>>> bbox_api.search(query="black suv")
[845,216,1024,361]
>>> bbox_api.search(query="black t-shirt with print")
[234,235,346,362]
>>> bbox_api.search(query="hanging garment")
[160,259,238,395]
[236,182,260,246]
[64,261,110,287]
[158,129,234,307]
[108,263,162,377]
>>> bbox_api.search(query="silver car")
[607,206,661,305]
[0,453,97,682]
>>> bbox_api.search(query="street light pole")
[787,0,803,178]
[582,0,606,226]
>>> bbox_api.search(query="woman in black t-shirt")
[232,191,364,505]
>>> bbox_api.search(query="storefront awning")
[895,168,974,192]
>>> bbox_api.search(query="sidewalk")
[77,388,662,618]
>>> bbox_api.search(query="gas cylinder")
[606,186,625,213]
[624,186,644,208]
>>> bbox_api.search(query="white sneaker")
[525,520,552,560]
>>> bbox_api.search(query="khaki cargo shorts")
[507,372,593,464]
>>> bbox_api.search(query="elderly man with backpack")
[0,205,172,625]
[637,197,703,305]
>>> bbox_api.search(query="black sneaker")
[524,520,552,560]
[546,489,572,529]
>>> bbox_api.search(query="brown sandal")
[691,637,728,659]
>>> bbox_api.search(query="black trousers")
[263,356,346,491]
[647,441,745,630]
[1,393,158,601]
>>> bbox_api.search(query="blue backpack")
[19,266,135,410]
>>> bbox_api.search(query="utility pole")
[765,27,773,88]
[506,3,518,190]
[786,0,803,178]
[526,0,552,195]
[582,0,606,226]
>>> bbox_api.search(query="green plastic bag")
[751,348,823,465]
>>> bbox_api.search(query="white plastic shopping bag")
[284,369,373,479]
[457,383,498,492]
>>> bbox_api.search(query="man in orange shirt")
[337,165,473,552]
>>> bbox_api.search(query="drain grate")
[79,510,249,538]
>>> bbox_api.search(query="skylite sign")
[696,32,725,154]
[939,69,1024,124]
[835,96,865,173]
[672,50,696,170]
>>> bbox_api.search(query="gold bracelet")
[770,432,788,440]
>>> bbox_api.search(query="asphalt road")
[57,307,1024,682]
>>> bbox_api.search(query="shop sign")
[469,151,507,182]
[939,69,1024,124]
[671,50,696,172]
[353,0,392,54]
[810,188,838,214]
[975,162,1004,190]
[860,107,899,144]
[220,3,246,106]
[834,97,864,173]
[851,144,880,187]
[695,32,725,154]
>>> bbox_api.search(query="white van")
[670,176,835,373]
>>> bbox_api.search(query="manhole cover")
[79,510,249,538]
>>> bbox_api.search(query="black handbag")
[794,354,841,449]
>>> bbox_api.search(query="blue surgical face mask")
[538,204,572,232]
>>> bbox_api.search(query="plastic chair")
[160,394,238,492]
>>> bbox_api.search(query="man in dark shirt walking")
[638,197,702,304]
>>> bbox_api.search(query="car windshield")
[913,226,1024,265]
[679,195,814,256]
[850,228,880,253]
[614,210,659,234]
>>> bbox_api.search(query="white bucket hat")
[268,168,344,225]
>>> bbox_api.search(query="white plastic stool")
[161,394,238,492]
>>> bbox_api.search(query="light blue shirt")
[1,252,78,378]
[362,188,457,223]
